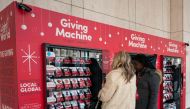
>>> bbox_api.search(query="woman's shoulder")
[145,68,161,80]
[106,68,123,80]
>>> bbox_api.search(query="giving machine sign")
[56,18,92,41]
[167,42,179,53]
[128,33,147,49]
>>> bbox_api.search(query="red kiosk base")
[0,2,186,109]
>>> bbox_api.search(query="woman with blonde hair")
[98,51,136,109]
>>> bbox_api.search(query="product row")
[164,102,176,109]
[47,89,92,104]
[163,68,174,74]
[163,60,172,66]
[163,93,173,102]
[163,88,173,94]
[47,49,101,59]
[163,81,173,87]
[47,78,92,90]
[47,65,92,77]
[48,100,91,109]
[163,74,173,81]
[46,51,93,65]
[55,57,92,65]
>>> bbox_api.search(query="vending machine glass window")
[162,56,182,109]
[44,44,102,109]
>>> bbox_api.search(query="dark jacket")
[136,68,160,109]
[89,59,103,100]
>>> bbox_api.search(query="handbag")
[95,99,101,109]
[89,97,102,109]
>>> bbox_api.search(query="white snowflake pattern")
[104,41,107,45]
[125,37,128,41]
[117,32,120,35]
[31,13,35,18]
[21,44,40,75]
[40,32,45,36]
[48,22,53,27]
[108,34,112,38]
[21,24,27,30]
[99,37,102,42]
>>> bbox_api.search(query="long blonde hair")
[112,51,135,83]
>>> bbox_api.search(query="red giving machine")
[0,2,186,109]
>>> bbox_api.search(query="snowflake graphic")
[21,44,40,75]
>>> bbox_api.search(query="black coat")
[89,61,103,100]
[136,68,160,109]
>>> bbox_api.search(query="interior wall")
[170,0,183,41]
[183,0,190,108]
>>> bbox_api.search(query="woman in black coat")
[88,58,103,109]
[133,54,161,109]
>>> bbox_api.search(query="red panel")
[0,2,18,109]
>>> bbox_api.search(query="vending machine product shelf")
[44,44,102,109]
[162,56,182,109]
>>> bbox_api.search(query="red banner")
[0,3,18,109]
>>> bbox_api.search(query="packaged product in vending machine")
[47,92,56,105]
[85,58,91,64]
[78,100,86,109]
[70,90,79,100]
[62,67,72,76]
[54,49,61,57]
[54,79,64,89]
[46,65,56,76]
[55,67,63,77]
[60,49,67,57]
[89,52,96,58]
[73,50,80,58]
[84,78,92,87]
[47,81,56,90]
[49,104,55,109]
[78,78,86,88]
[62,91,72,101]
[62,79,71,89]
[77,90,85,99]
[63,57,72,64]
[54,102,64,109]
[72,57,80,64]
[84,89,92,99]
[54,91,64,102]
[71,67,79,76]
[85,99,91,107]
[70,101,79,109]
[70,78,79,88]
[77,67,85,76]
[80,58,85,64]
[55,57,64,67]
[83,67,91,76]
[46,51,56,62]
[63,101,72,109]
